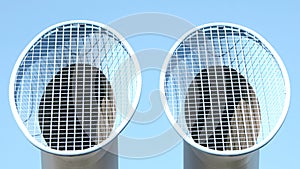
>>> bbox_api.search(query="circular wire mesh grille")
[10,21,141,155]
[161,23,289,154]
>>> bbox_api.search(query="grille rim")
[9,20,142,156]
[160,22,290,156]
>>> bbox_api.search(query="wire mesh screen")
[11,21,141,154]
[162,23,289,153]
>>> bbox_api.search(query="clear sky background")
[0,0,299,169]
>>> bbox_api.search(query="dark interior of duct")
[185,66,261,151]
[38,64,116,151]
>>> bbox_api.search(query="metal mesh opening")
[39,64,115,151]
[11,21,141,154]
[185,66,260,151]
[162,24,289,153]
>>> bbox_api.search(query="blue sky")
[0,0,299,168]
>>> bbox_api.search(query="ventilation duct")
[160,23,290,169]
[10,20,141,169]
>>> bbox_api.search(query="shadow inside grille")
[185,66,261,151]
[38,64,116,151]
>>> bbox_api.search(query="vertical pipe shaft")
[41,138,118,169]
[184,141,259,169]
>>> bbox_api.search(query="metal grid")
[162,24,289,153]
[11,21,140,154]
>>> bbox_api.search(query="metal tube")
[184,141,259,169]
[41,138,118,169]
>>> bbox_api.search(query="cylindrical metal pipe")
[41,139,118,169]
[160,22,290,169]
[10,20,141,169]
[184,141,259,169]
